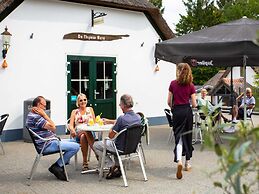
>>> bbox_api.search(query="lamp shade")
[1,27,12,50]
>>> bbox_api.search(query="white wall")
[0,0,175,130]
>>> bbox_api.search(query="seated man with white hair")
[232,87,256,123]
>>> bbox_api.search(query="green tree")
[191,66,222,85]
[175,0,223,36]
[149,0,164,13]
[176,0,259,36]
[255,31,259,46]
[220,0,259,21]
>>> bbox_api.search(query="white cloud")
[162,0,186,32]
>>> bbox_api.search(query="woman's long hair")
[176,63,193,85]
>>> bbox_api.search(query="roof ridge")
[0,0,173,39]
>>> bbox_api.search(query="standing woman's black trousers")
[172,104,194,162]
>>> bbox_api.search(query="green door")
[67,55,117,119]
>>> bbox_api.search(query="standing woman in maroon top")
[167,63,197,179]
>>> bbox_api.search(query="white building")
[226,67,258,86]
[0,0,176,141]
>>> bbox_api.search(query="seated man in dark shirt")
[93,94,141,179]
[26,96,80,181]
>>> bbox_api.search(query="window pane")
[96,61,104,79]
[71,60,79,79]
[105,61,113,99]
[81,60,89,79]
[71,81,79,96]
[96,81,104,99]
[81,60,90,97]
[96,61,113,99]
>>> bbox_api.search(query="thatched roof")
[0,0,174,40]
[202,69,231,91]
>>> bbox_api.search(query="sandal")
[82,163,89,171]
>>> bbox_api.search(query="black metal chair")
[26,127,68,185]
[136,112,150,164]
[0,114,9,155]
[164,109,174,143]
[164,109,173,127]
[137,112,150,145]
[99,124,148,187]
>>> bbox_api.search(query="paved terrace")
[0,115,258,194]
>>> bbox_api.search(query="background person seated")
[232,87,255,123]
[197,89,230,123]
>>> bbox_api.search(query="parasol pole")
[230,67,234,120]
[243,55,247,121]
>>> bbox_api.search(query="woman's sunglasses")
[79,99,87,102]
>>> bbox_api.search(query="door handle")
[94,90,100,99]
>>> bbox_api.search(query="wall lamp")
[91,9,107,27]
[1,26,12,59]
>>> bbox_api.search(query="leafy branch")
[199,103,259,194]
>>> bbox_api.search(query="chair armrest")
[164,109,171,115]
[113,128,127,140]
[45,136,60,141]
[0,115,8,123]
[35,133,60,142]
[103,128,127,142]
[27,127,60,142]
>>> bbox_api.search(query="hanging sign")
[63,33,129,41]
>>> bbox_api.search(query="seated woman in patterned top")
[69,93,97,171]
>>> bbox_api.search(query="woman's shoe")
[184,163,192,171]
[176,163,183,179]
